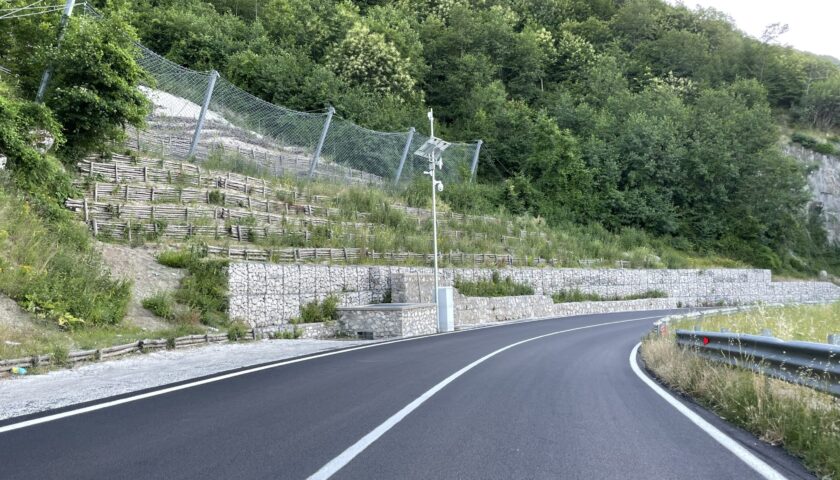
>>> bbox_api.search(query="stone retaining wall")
[228,263,840,328]
[337,304,437,339]
[254,321,337,339]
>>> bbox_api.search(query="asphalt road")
[0,310,815,479]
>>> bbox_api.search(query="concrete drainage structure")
[336,303,437,339]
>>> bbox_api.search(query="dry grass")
[642,334,840,477]
[670,303,840,343]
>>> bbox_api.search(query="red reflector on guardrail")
[703,337,710,345]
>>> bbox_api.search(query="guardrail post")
[188,70,219,158]
[829,334,840,345]
[308,106,335,178]
[760,328,773,337]
[469,139,483,182]
[394,127,415,185]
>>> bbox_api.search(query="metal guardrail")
[676,330,840,396]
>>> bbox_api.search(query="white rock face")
[785,143,840,243]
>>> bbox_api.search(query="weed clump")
[291,295,339,324]
[551,289,667,303]
[227,321,249,341]
[454,271,534,297]
[154,248,230,327]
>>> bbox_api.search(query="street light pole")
[429,110,440,309]
[413,110,450,331]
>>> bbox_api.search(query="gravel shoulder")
[0,338,371,421]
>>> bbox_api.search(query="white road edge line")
[308,315,663,480]
[629,343,787,480]
[0,312,666,434]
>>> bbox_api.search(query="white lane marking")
[0,311,667,434]
[308,315,663,480]
[629,343,787,480]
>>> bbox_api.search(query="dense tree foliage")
[0,5,148,159]
[3,0,840,272]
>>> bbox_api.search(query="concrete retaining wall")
[455,295,678,327]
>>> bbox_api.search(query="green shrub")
[273,327,301,339]
[321,294,339,321]
[454,271,534,297]
[792,132,838,156]
[157,249,194,269]
[174,257,229,327]
[142,292,176,320]
[51,344,69,366]
[402,177,431,209]
[227,321,249,341]
[295,295,340,323]
[440,182,504,215]
[208,189,225,206]
[551,289,603,303]
[552,289,668,303]
[299,300,322,324]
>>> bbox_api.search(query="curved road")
[0,310,814,479]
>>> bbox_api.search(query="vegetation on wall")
[455,271,535,297]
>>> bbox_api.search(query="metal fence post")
[394,127,415,185]
[188,70,219,158]
[309,106,335,178]
[469,139,483,182]
[35,0,77,102]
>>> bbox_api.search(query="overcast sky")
[670,1,840,60]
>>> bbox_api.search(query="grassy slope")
[191,151,746,270]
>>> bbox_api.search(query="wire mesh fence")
[84,4,484,188]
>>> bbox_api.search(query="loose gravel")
[0,338,371,421]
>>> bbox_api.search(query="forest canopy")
[2,0,840,273]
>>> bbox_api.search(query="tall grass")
[0,186,130,327]
[642,334,840,477]
[454,272,534,297]
[199,150,275,179]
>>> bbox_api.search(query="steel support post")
[187,70,219,158]
[309,106,335,178]
[394,127,415,185]
[469,139,483,182]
